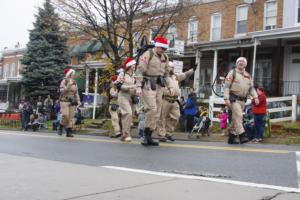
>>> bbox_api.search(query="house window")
[236,5,248,34]
[4,64,9,79]
[188,17,198,43]
[167,24,177,48]
[133,32,141,56]
[150,27,159,41]
[211,14,221,41]
[298,0,300,23]
[10,63,16,77]
[265,0,277,30]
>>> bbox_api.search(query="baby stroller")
[74,108,85,131]
[243,104,255,140]
[188,110,211,139]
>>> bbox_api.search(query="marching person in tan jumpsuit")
[224,57,259,144]
[118,58,138,142]
[136,36,173,146]
[158,62,194,142]
[59,68,81,137]
[109,75,121,138]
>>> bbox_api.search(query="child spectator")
[218,107,228,136]
[137,107,145,141]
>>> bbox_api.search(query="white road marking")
[296,152,300,189]
[103,166,300,193]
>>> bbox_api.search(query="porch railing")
[208,95,298,123]
[196,80,300,98]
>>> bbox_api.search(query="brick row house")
[0,48,26,110]
[144,0,300,98]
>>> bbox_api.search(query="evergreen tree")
[21,0,67,100]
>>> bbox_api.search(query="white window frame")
[4,64,9,79]
[188,16,198,44]
[167,24,177,48]
[264,0,277,30]
[210,13,222,41]
[10,63,16,78]
[235,5,248,36]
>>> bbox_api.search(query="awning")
[250,26,300,41]
[69,40,104,57]
[69,45,81,56]
[193,36,254,51]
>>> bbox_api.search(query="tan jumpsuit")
[224,69,257,135]
[109,86,120,135]
[118,72,136,138]
[59,78,80,129]
[159,69,194,137]
[136,49,172,131]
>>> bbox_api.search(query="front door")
[285,46,300,95]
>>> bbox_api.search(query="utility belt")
[229,93,247,103]
[142,75,166,90]
[163,95,178,103]
[60,96,78,106]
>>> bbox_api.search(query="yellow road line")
[0,131,290,154]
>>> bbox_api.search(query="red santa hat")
[236,57,247,66]
[154,36,169,49]
[123,57,136,70]
[111,75,118,84]
[64,68,75,78]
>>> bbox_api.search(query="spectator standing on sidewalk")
[252,86,267,143]
[184,92,197,132]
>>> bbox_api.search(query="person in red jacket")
[252,86,267,143]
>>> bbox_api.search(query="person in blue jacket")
[184,92,197,132]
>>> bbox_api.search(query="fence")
[208,95,298,123]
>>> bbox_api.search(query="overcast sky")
[0,0,44,50]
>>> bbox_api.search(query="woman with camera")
[118,58,139,142]
[59,68,81,137]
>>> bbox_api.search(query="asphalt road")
[0,130,299,189]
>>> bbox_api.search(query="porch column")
[6,83,9,102]
[85,66,90,95]
[212,50,218,97]
[193,50,202,96]
[92,68,98,120]
[252,38,258,80]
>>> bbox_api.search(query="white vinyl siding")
[236,5,248,35]
[10,63,15,77]
[264,0,277,30]
[4,64,9,79]
[211,14,221,41]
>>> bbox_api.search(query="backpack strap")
[229,68,236,89]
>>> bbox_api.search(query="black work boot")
[141,128,150,145]
[239,132,249,144]
[148,130,159,146]
[57,124,63,136]
[66,128,74,137]
[141,128,159,146]
[228,133,239,144]
[166,135,175,142]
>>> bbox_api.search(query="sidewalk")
[1,153,299,200]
